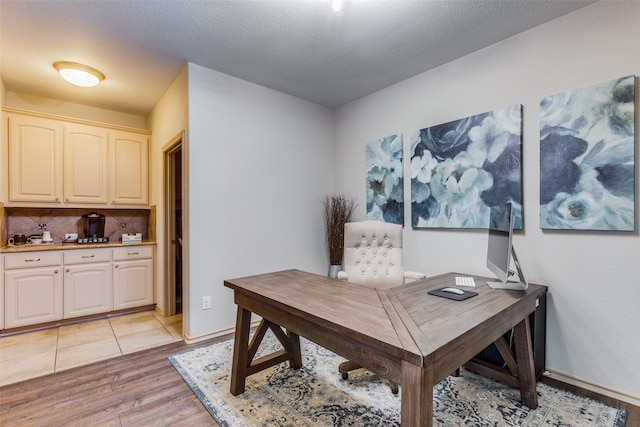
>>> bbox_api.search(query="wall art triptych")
[366,134,404,225]
[539,75,635,231]
[364,74,635,232]
[409,104,523,229]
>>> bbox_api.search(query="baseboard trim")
[184,326,235,344]
[184,320,261,344]
[544,369,640,407]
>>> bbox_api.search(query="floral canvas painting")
[366,134,404,225]
[539,75,635,230]
[410,105,523,229]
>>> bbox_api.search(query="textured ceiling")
[1,0,594,115]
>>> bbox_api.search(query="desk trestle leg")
[464,317,539,410]
[401,360,434,427]
[514,317,538,409]
[230,306,302,396]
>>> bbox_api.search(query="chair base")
[338,361,460,395]
[338,360,399,394]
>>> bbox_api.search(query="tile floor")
[0,310,182,387]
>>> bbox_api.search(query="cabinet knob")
[55,197,60,202]
[65,198,70,202]
[114,264,119,268]
[54,270,59,274]
[66,268,70,273]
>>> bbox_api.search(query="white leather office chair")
[337,220,426,393]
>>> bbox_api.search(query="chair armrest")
[404,271,426,281]
[337,271,349,281]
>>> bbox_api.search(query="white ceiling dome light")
[53,61,105,87]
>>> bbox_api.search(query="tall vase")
[328,265,341,278]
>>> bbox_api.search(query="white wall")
[334,2,640,399]
[186,63,334,339]
[148,66,188,318]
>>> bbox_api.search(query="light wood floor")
[0,337,637,427]
[0,337,226,427]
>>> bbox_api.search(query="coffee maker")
[81,212,107,243]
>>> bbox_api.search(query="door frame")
[162,131,185,317]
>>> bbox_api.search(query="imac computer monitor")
[486,203,528,290]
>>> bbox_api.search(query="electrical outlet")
[202,296,211,310]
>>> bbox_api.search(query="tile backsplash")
[4,208,150,244]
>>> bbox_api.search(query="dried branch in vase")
[323,194,356,265]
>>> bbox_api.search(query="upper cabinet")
[4,108,150,208]
[8,113,63,203]
[110,130,149,206]
[64,124,109,204]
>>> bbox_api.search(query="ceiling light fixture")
[53,61,105,87]
[331,0,342,12]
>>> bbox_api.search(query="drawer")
[64,248,112,265]
[113,245,153,261]
[4,251,63,269]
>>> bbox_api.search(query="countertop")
[1,240,156,254]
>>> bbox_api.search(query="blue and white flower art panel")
[366,134,404,225]
[539,75,635,230]
[410,105,523,229]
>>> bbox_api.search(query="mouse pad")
[428,287,478,301]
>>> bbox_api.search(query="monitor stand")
[487,246,529,290]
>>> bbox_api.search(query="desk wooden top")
[224,269,546,374]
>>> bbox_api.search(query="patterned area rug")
[169,333,627,426]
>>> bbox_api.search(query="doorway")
[163,133,184,316]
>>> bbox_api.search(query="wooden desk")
[224,270,547,426]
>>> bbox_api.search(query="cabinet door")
[5,267,63,328]
[0,255,4,330]
[113,258,153,310]
[110,130,149,206]
[64,262,112,318]
[64,124,108,204]
[7,113,63,203]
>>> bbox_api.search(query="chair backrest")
[342,220,404,289]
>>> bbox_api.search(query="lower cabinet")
[63,249,113,318]
[0,255,4,330]
[113,247,154,310]
[64,263,113,318]
[2,246,154,330]
[5,266,63,329]
[4,251,63,329]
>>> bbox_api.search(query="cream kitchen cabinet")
[110,130,149,206]
[63,124,109,204]
[4,251,63,329]
[63,249,112,319]
[7,112,63,203]
[112,246,154,310]
[0,255,4,330]
[4,108,150,208]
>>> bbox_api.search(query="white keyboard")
[455,276,476,288]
